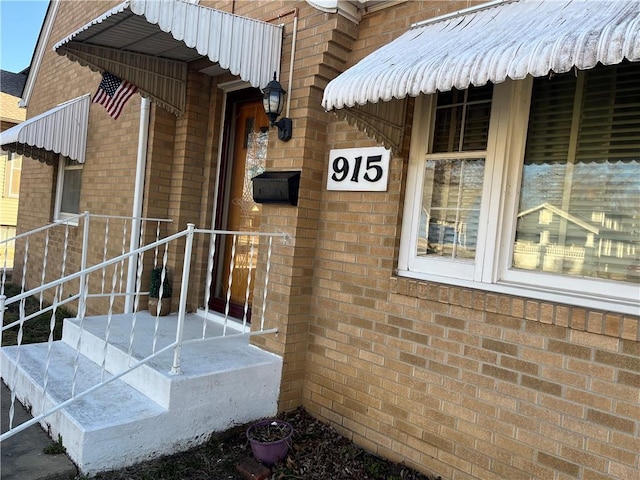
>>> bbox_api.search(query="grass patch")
[1,282,73,346]
[44,434,67,455]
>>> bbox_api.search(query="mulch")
[82,407,442,480]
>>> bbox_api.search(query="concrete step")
[60,312,280,409]
[1,313,283,475]
[1,341,166,474]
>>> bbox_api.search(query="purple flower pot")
[246,419,293,465]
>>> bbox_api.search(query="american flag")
[92,72,138,120]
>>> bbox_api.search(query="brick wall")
[298,2,639,480]
[306,146,640,479]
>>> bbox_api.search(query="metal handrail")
[0,212,86,247]
[0,223,290,443]
[0,228,189,308]
[0,211,173,249]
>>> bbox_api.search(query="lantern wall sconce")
[262,73,292,142]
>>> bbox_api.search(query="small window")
[55,157,83,221]
[413,85,493,276]
[2,151,22,198]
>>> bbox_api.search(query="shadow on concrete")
[1,381,77,480]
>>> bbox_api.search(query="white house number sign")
[326,147,391,191]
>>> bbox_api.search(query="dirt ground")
[77,408,441,480]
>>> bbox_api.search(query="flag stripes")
[92,72,137,120]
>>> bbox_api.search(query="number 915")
[331,155,383,183]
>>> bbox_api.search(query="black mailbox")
[251,171,300,206]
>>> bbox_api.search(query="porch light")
[262,73,292,142]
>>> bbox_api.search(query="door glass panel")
[211,97,269,314]
[225,129,267,305]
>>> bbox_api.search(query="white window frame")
[54,156,83,224]
[399,77,639,315]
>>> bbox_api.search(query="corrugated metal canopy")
[323,0,640,111]
[54,0,283,115]
[0,95,90,165]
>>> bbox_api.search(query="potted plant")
[148,267,172,316]
[246,418,293,465]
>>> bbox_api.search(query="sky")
[1,0,48,73]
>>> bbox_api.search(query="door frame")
[209,79,253,229]
[207,80,265,319]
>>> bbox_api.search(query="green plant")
[44,434,66,454]
[149,267,172,299]
[364,455,385,477]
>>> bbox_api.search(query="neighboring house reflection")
[514,202,639,283]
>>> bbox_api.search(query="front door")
[208,92,268,320]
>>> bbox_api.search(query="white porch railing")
[0,223,289,442]
[0,211,172,313]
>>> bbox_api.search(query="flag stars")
[92,72,138,120]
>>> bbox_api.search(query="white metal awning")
[54,0,284,115]
[0,94,90,165]
[322,0,640,152]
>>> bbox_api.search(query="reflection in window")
[418,85,492,261]
[515,64,640,283]
[420,158,484,259]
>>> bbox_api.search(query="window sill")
[392,270,639,340]
[54,216,80,227]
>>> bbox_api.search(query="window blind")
[515,63,640,283]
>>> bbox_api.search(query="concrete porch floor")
[63,311,254,376]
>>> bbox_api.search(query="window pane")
[419,158,484,259]
[577,64,640,163]
[463,100,492,151]
[432,85,492,153]
[515,64,640,283]
[8,155,22,197]
[432,105,463,152]
[60,169,82,214]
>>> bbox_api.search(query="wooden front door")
[208,93,268,319]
